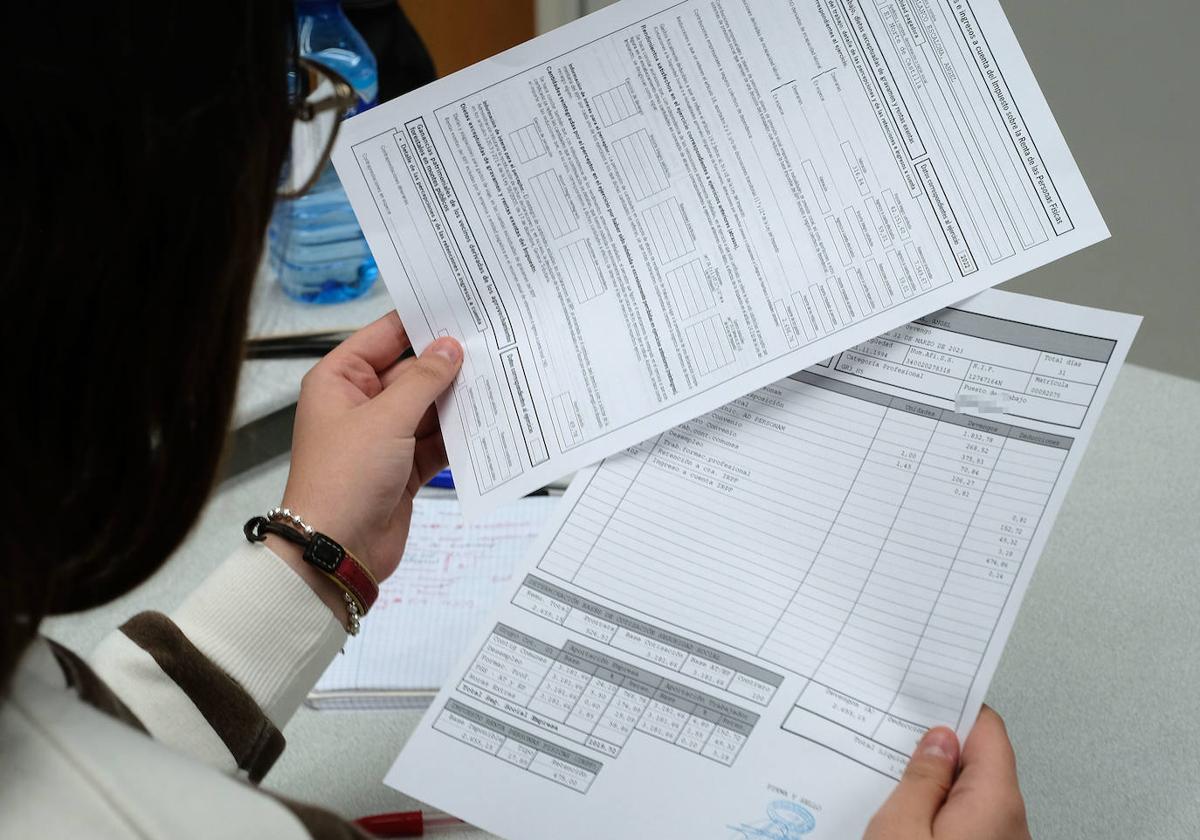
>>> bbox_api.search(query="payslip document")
[333,0,1108,518]
[387,290,1139,839]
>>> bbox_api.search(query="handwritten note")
[310,496,559,706]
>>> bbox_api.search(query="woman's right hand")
[267,312,462,621]
[863,706,1031,840]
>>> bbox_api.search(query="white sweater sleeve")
[89,543,345,779]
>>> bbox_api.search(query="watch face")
[304,535,343,573]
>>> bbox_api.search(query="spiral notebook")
[307,495,559,709]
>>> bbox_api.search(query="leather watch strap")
[304,534,379,614]
[244,517,378,614]
[334,551,378,614]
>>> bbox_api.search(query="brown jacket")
[0,544,368,838]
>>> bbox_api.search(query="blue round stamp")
[728,799,817,839]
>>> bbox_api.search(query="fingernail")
[917,727,957,761]
[427,338,461,363]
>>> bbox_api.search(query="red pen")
[354,810,465,837]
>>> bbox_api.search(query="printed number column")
[885,429,1067,740]
[858,414,1006,752]
[764,397,936,704]
[806,399,994,730]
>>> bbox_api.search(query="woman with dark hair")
[1,3,461,837]
[0,3,1029,839]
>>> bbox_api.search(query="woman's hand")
[864,706,1031,840]
[268,312,462,615]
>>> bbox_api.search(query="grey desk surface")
[44,363,1200,839]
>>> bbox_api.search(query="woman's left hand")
[272,312,462,596]
[863,706,1030,840]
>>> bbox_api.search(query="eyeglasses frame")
[278,57,359,199]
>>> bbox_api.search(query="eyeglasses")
[277,57,359,199]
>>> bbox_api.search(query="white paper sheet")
[310,497,558,706]
[333,0,1107,518]
[386,290,1139,839]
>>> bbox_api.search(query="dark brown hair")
[1,3,296,690]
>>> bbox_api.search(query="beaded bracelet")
[268,506,314,537]
[244,512,378,635]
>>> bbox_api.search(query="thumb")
[375,337,463,433]
[867,727,959,838]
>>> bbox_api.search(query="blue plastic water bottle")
[269,0,379,304]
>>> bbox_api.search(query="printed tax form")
[387,291,1140,840]
[333,0,1108,517]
